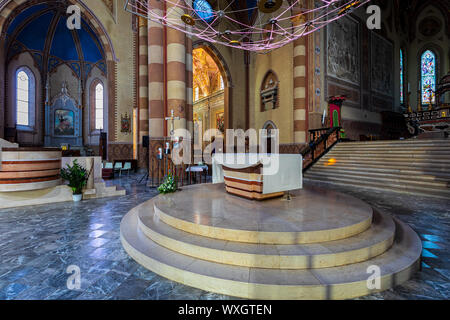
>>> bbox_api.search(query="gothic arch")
[0,0,118,142]
[0,0,117,62]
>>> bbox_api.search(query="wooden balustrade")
[302,127,341,172]
[147,156,209,188]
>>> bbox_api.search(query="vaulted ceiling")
[4,1,106,78]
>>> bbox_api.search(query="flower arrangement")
[157,173,178,194]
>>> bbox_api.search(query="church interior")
[0,0,449,302]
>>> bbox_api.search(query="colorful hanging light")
[125,0,370,52]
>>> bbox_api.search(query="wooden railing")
[147,156,208,188]
[301,127,341,172]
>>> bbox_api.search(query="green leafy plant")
[158,173,178,194]
[61,159,88,195]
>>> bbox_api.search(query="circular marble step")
[137,201,395,269]
[152,184,373,245]
[121,205,422,300]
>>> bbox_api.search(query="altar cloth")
[212,153,302,198]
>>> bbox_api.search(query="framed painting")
[216,111,225,133]
[54,109,75,136]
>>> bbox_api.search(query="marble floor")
[0,173,448,300]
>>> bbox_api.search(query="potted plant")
[157,172,178,194]
[61,159,89,202]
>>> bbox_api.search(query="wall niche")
[260,71,279,112]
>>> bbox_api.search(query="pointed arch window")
[95,83,104,130]
[90,79,105,132]
[421,50,436,105]
[15,67,35,128]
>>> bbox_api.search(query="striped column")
[293,8,308,143]
[138,16,148,142]
[186,29,194,137]
[166,2,187,135]
[148,0,165,138]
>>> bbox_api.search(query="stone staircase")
[304,139,450,199]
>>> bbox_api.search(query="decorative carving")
[260,71,279,111]
[371,32,394,97]
[327,15,360,85]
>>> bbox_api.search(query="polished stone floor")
[0,173,448,300]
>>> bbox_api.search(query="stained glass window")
[400,49,404,105]
[421,50,436,105]
[193,0,214,23]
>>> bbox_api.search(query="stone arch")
[192,40,233,130]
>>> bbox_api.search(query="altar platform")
[121,183,422,300]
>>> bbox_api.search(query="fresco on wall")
[371,32,394,97]
[327,15,360,85]
[54,109,75,136]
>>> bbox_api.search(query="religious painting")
[216,112,225,134]
[121,113,131,133]
[371,32,394,97]
[327,15,360,85]
[54,109,75,136]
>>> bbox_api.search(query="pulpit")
[212,153,302,200]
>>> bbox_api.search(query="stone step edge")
[309,165,450,180]
[306,170,449,188]
[316,159,450,169]
[305,171,450,190]
[120,208,422,300]
[314,160,450,172]
[303,177,450,199]
[339,139,450,145]
[319,156,450,164]
[153,202,373,245]
[308,164,450,179]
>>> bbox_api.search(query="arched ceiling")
[193,47,222,97]
[5,1,106,77]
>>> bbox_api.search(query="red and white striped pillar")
[166,2,187,135]
[186,28,194,137]
[148,0,165,138]
[138,16,148,143]
[293,7,308,143]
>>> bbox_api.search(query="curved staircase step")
[120,205,422,300]
[137,201,395,269]
[152,184,373,245]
